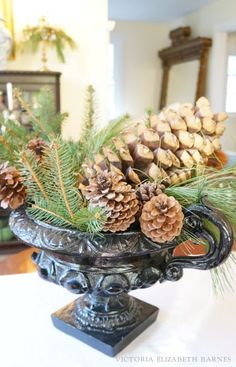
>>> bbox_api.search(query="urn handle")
[163,197,234,281]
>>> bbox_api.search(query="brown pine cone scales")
[140,193,184,243]
[83,97,227,187]
[136,182,165,205]
[27,138,47,162]
[0,162,26,210]
[82,171,139,232]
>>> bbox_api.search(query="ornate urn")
[9,199,233,357]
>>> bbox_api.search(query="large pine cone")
[83,97,227,186]
[82,171,139,232]
[0,162,26,210]
[140,193,184,243]
[27,138,47,162]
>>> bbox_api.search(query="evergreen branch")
[20,151,48,199]
[145,108,153,128]
[0,115,32,164]
[29,204,73,227]
[42,138,82,222]
[211,252,236,296]
[74,206,107,233]
[55,37,65,63]
[80,85,96,145]
[14,88,51,137]
[20,21,77,63]
[84,85,95,131]
[52,141,75,219]
[0,135,14,163]
[33,88,66,137]
[79,114,130,166]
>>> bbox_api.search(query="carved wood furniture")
[158,27,212,109]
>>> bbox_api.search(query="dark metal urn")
[9,199,233,357]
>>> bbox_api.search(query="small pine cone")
[82,171,139,232]
[137,182,165,205]
[0,162,26,210]
[27,138,47,162]
[140,193,184,243]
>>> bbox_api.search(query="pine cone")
[0,162,26,210]
[140,193,184,243]
[83,97,227,186]
[137,182,165,205]
[27,138,47,162]
[82,171,139,232]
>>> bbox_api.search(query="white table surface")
[0,270,235,367]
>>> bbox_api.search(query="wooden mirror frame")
[158,26,212,109]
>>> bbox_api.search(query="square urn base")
[51,295,159,357]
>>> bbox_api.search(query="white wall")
[111,0,236,150]
[174,0,236,151]
[6,0,110,139]
[110,21,175,119]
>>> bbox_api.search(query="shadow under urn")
[9,200,233,357]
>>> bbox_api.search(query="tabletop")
[0,269,235,367]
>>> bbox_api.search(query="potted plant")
[1,88,235,356]
[19,17,76,71]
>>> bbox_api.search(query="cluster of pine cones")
[0,97,228,243]
[82,172,184,242]
[81,97,227,242]
[86,97,227,186]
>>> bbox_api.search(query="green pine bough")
[19,17,77,70]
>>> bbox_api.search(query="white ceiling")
[109,0,217,22]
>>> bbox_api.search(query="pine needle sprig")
[80,85,96,145]
[145,108,154,128]
[80,114,130,163]
[27,199,107,233]
[0,115,32,164]
[33,88,67,137]
[211,252,236,296]
[19,22,77,63]
[14,88,50,138]
[21,137,107,233]
[28,199,75,228]
[18,150,48,200]
[43,138,82,220]
[73,206,107,233]
[166,166,236,224]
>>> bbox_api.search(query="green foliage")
[33,88,67,137]
[0,115,32,164]
[145,108,154,128]
[0,88,67,166]
[18,137,106,232]
[73,206,107,234]
[14,88,67,140]
[211,252,236,296]
[74,85,130,168]
[80,85,96,145]
[165,166,236,225]
[78,113,130,166]
[18,149,49,200]
[19,21,77,63]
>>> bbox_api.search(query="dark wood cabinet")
[0,70,61,112]
[0,71,61,253]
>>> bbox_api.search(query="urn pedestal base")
[51,296,159,357]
